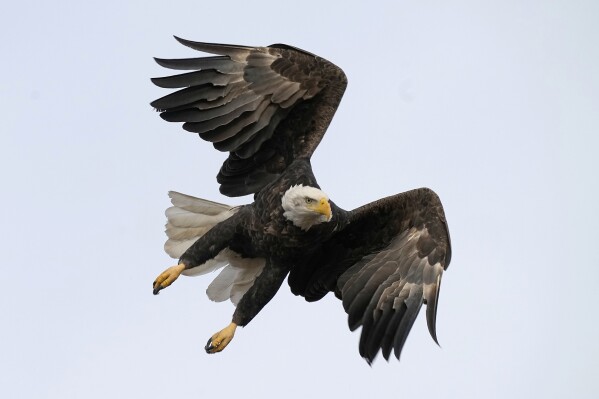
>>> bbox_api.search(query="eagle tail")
[206,254,265,305]
[163,191,265,305]
[164,191,237,276]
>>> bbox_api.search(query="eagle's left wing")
[288,188,451,363]
[151,37,347,197]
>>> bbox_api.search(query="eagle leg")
[152,264,185,295]
[205,322,238,354]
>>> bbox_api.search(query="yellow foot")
[205,322,237,354]
[153,264,185,295]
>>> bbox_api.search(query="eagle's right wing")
[288,188,452,364]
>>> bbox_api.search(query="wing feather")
[181,98,267,136]
[153,56,236,72]
[288,188,451,363]
[173,37,253,60]
[152,37,347,196]
[151,69,241,89]
[151,85,229,110]
[213,105,281,153]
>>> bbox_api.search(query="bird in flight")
[151,37,452,363]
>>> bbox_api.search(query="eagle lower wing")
[151,37,347,197]
[288,188,452,363]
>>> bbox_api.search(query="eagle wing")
[288,188,452,363]
[151,37,347,196]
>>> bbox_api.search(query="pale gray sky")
[1,1,598,398]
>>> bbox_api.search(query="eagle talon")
[204,338,214,353]
[205,322,237,354]
[152,264,185,295]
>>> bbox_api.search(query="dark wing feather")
[288,188,451,363]
[151,37,347,196]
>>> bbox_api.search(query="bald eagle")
[151,37,452,363]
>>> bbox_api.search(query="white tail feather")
[164,191,264,305]
[164,191,238,260]
[168,191,232,214]
[206,251,265,305]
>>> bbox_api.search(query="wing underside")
[152,37,347,196]
[289,187,451,363]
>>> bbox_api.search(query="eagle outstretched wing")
[288,188,451,363]
[151,37,347,197]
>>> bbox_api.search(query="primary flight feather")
[151,37,452,363]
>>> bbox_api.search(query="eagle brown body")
[151,37,451,363]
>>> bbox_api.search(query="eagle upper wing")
[151,37,347,197]
[288,188,452,363]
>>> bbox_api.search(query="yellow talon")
[153,264,185,295]
[205,322,237,354]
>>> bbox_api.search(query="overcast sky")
[1,1,598,398]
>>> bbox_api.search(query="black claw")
[153,285,161,295]
[205,338,214,353]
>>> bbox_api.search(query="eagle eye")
[304,197,315,204]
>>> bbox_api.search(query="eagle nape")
[150,38,452,363]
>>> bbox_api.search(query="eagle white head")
[281,185,332,231]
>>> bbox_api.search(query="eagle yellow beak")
[312,198,332,221]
